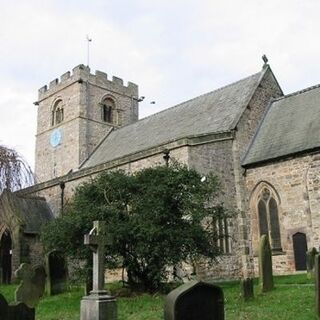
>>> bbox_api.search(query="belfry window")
[101,98,115,123]
[257,187,282,251]
[52,100,64,126]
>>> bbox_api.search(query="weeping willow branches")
[0,145,34,192]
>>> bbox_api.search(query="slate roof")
[82,69,266,169]
[0,190,53,234]
[242,84,320,166]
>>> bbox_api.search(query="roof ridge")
[139,70,263,122]
[110,69,263,136]
[274,82,320,102]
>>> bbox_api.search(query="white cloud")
[1,0,320,168]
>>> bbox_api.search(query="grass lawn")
[0,274,316,320]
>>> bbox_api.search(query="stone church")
[0,60,318,282]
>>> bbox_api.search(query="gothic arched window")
[257,187,282,251]
[52,100,64,126]
[101,98,115,123]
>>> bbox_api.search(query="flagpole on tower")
[86,35,92,67]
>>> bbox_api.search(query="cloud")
[0,85,36,167]
[1,0,320,168]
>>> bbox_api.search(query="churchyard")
[0,274,316,319]
[0,228,319,319]
[1,151,319,319]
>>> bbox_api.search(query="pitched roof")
[242,84,320,166]
[0,190,53,234]
[82,69,266,169]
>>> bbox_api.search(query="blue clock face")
[50,129,62,147]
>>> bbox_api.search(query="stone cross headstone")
[164,280,224,320]
[85,221,108,293]
[15,263,46,308]
[80,221,117,320]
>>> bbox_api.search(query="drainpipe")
[60,181,65,215]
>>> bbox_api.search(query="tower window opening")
[52,100,64,126]
[101,98,115,123]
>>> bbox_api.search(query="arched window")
[101,97,115,123]
[257,187,282,251]
[52,100,64,126]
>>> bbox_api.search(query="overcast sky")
[1,0,320,168]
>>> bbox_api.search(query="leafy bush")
[41,163,228,292]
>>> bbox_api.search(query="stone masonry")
[245,153,320,275]
[35,65,139,183]
[12,62,313,282]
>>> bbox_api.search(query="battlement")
[37,64,138,101]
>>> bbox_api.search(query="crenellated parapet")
[37,64,138,101]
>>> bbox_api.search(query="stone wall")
[28,66,290,281]
[35,64,139,183]
[233,67,283,277]
[245,152,320,275]
[190,67,283,279]
[31,146,189,215]
[23,234,45,267]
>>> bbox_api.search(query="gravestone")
[15,263,46,308]
[315,254,320,317]
[240,278,254,301]
[46,250,68,295]
[0,294,8,319]
[307,247,318,279]
[80,221,117,320]
[164,280,224,320]
[259,235,274,292]
[8,302,35,320]
[0,293,35,320]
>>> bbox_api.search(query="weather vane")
[262,54,269,67]
[86,35,92,67]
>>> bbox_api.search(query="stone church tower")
[34,64,139,183]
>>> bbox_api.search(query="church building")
[0,60,318,282]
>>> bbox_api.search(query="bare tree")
[0,145,34,192]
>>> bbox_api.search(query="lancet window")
[257,187,282,251]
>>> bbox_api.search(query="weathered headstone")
[315,254,320,317]
[45,250,68,295]
[164,280,224,320]
[80,221,117,320]
[8,302,35,320]
[0,293,35,320]
[240,278,254,301]
[307,247,318,279]
[259,235,274,292]
[0,294,9,319]
[15,263,46,308]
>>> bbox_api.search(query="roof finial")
[262,54,269,68]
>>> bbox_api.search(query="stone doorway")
[0,229,12,284]
[292,232,307,271]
